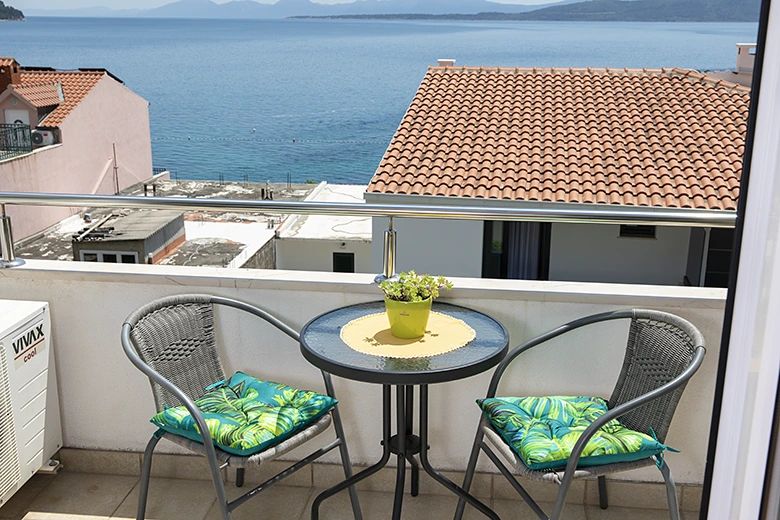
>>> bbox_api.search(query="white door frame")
[707,0,780,517]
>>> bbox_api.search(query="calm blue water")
[0,18,758,184]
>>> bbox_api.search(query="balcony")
[0,124,32,163]
[0,257,723,519]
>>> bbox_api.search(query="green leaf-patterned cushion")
[151,371,337,456]
[477,396,671,471]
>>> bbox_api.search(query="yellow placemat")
[340,311,476,359]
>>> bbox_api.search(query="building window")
[619,225,656,239]
[333,252,355,273]
[79,250,138,264]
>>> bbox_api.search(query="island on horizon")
[290,0,759,23]
[0,0,24,20]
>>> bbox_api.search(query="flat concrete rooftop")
[15,180,317,266]
[279,183,371,242]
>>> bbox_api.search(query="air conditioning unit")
[31,130,55,147]
[0,301,62,508]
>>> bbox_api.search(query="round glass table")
[300,301,509,520]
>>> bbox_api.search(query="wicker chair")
[121,294,362,520]
[454,309,706,520]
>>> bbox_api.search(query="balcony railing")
[0,190,737,273]
[0,190,738,276]
[0,124,32,161]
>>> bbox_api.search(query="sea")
[0,17,759,185]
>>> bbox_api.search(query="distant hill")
[27,0,577,19]
[25,0,760,21]
[514,0,760,21]
[0,1,24,20]
[295,0,761,22]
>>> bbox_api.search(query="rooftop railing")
[0,124,32,162]
[0,190,738,276]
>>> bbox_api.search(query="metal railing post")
[0,204,24,268]
[374,216,397,284]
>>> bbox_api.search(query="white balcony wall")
[277,238,373,273]
[0,261,725,485]
[549,223,692,285]
[371,216,484,278]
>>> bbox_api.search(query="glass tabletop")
[300,301,509,385]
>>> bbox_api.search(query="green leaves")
[477,396,672,470]
[150,372,337,456]
[379,270,454,302]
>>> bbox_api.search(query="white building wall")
[0,261,726,485]
[371,216,483,278]
[277,239,372,273]
[549,223,692,285]
[0,76,152,239]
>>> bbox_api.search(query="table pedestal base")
[311,385,499,520]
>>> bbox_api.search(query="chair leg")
[137,434,161,520]
[203,443,232,520]
[598,476,609,509]
[454,426,485,520]
[659,461,681,520]
[332,406,363,520]
[235,468,245,488]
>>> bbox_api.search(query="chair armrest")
[121,324,219,456]
[486,310,633,398]
[557,346,705,482]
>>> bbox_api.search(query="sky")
[13,0,555,11]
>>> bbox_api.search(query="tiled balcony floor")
[1,471,700,520]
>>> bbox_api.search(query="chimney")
[0,58,21,94]
[437,59,456,68]
[736,43,756,74]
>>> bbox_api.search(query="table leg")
[312,385,393,520]
[418,385,500,520]
[393,385,407,520]
[406,385,420,497]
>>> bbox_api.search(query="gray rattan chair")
[121,294,362,520]
[454,309,706,520]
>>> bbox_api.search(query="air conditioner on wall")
[0,301,63,508]
[31,130,54,147]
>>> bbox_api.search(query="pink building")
[0,57,152,239]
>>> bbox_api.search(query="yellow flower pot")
[384,297,432,339]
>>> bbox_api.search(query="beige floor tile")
[585,506,672,520]
[59,449,141,477]
[149,454,225,482]
[313,463,491,499]
[679,486,702,513]
[492,499,587,520]
[301,488,394,520]
[681,512,701,520]
[228,460,312,488]
[302,488,491,520]
[400,493,488,520]
[585,480,679,510]
[21,473,138,520]
[493,475,585,504]
[204,484,312,520]
[110,478,216,520]
[0,475,56,520]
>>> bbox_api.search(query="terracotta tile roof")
[13,83,62,108]
[0,57,17,68]
[16,69,106,127]
[368,66,750,211]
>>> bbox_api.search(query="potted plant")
[379,271,453,339]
